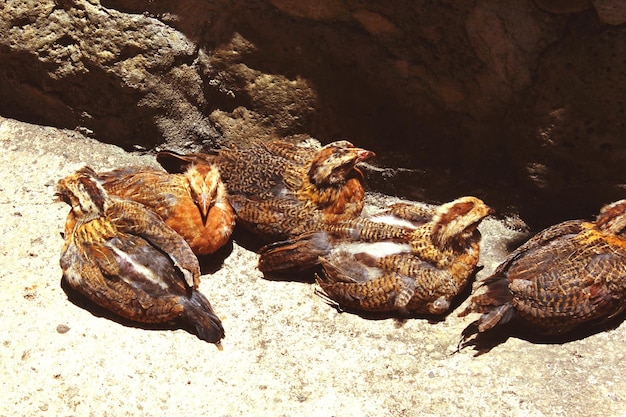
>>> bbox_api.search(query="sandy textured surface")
[1,116,625,417]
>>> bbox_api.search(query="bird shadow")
[230,226,269,254]
[316,297,450,324]
[504,232,532,252]
[197,239,234,275]
[59,277,207,342]
[457,309,626,356]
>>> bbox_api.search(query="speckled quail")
[459,199,626,336]
[56,168,225,347]
[316,197,492,315]
[259,197,491,314]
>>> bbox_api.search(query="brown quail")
[95,163,235,256]
[459,199,626,336]
[259,197,491,314]
[157,139,375,242]
[316,197,492,315]
[56,168,225,346]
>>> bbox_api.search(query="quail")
[56,168,225,346]
[315,197,492,315]
[258,197,491,314]
[95,163,235,256]
[157,139,375,242]
[459,199,626,336]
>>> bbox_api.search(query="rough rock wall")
[0,0,624,228]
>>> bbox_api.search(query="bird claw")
[314,285,344,313]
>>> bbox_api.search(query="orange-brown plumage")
[56,167,225,346]
[96,163,235,255]
[459,199,626,337]
[315,197,492,315]
[157,140,375,242]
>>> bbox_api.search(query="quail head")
[95,162,235,256]
[56,167,225,347]
[157,139,375,242]
[459,199,626,338]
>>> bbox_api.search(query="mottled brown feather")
[316,197,491,315]
[96,164,235,255]
[460,203,626,335]
[56,168,225,346]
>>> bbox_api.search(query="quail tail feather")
[258,231,333,273]
[182,291,225,346]
[459,275,516,332]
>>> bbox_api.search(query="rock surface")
[1,116,625,416]
[0,0,625,230]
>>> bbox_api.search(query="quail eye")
[55,193,72,206]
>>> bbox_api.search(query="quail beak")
[54,191,70,206]
[354,148,376,163]
[198,193,211,221]
[466,206,494,234]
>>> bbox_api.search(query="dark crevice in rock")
[0,0,625,230]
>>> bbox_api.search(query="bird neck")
[410,226,480,267]
[578,222,626,251]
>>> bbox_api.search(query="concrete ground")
[0,116,624,417]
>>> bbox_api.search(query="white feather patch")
[64,263,84,288]
[337,241,412,257]
[108,244,169,290]
[369,214,417,229]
